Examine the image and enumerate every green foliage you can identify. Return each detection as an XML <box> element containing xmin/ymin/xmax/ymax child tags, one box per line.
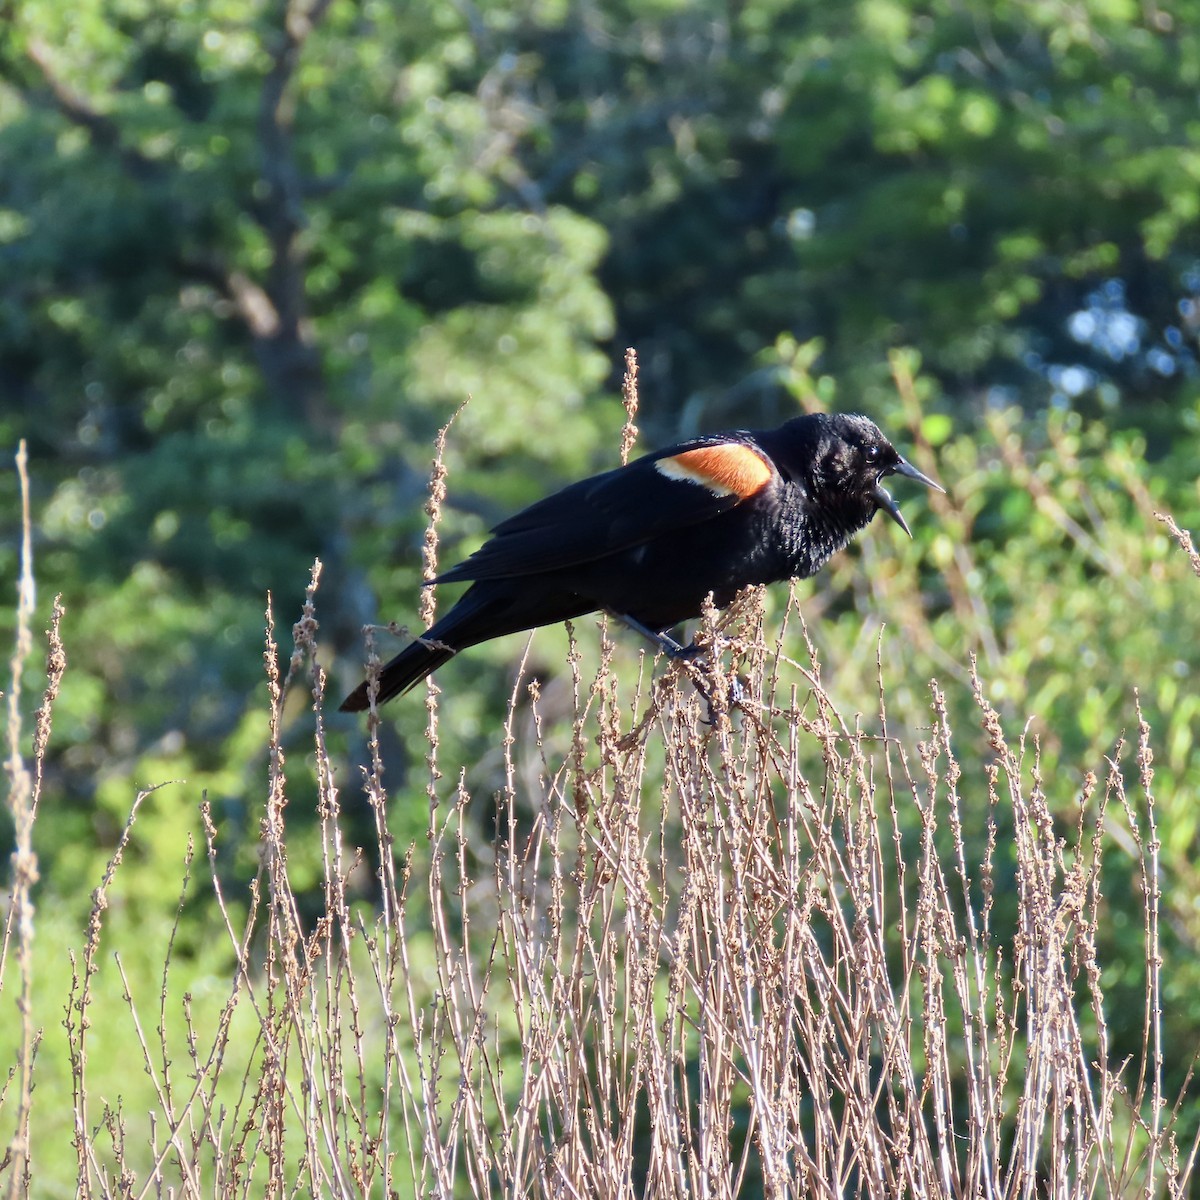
<box><xmin>2</xmin><ymin>0</ymin><xmax>1200</xmax><ymax>1147</ymax></box>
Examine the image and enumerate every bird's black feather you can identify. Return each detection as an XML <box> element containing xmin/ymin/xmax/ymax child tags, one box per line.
<box><xmin>340</xmin><ymin>412</ymin><xmax>941</xmax><ymax>711</ymax></box>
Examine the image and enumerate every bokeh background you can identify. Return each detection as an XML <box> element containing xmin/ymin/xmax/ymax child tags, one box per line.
<box><xmin>2</xmin><ymin>0</ymin><xmax>1200</xmax><ymax>1184</ymax></box>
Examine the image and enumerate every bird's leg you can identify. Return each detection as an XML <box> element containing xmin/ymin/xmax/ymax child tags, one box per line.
<box><xmin>607</xmin><ymin>611</ymin><xmax>739</xmax><ymax>722</ymax></box>
<box><xmin>606</xmin><ymin>612</ymin><xmax>702</xmax><ymax>660</ymax></box>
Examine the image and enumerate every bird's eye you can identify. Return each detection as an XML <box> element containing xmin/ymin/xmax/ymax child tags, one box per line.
<box><xmin>863</xmin><ymin>445</ymin><xmax>881</xmax><ymax>464</ymax></box>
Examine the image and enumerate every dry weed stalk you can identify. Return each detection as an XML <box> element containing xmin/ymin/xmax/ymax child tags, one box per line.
<box><xmin>2</xmin><ymin>441</ymin><xmax>58</xmax><ymax>1200</ymax></box>
<box><xmin>6</xmin><ymin>593</ymin><xmax>1198</xmax><ymax>1199</ymax></box>
<box><xmin>4</xmin><ymin>429</ymin><xmax>1198</xmax><ymax>1196</ymax></box>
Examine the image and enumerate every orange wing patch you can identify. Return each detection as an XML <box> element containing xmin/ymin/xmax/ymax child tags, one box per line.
<box><xmin>655</xmin><ymin>443</ymin><xmax>773</xmax><ymax>499</ymax></box>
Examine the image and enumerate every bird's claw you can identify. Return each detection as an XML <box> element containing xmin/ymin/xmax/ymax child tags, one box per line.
<box><xmin>693</xmin><ymin>670</ymin><xmax>746</xmax><ymax>725</ymax></box>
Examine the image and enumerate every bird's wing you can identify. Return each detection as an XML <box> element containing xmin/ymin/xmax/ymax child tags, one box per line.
<box><xmin>435</xmin><ymin>437</ymin><xmax>776</xmax><ymax>583</ymax></box>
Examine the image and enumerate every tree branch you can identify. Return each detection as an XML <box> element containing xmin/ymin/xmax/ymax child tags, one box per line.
<box><xmin>24</xmin><ymin>38</ymin><xmax>162</xmax><ymax>182</ymax></box>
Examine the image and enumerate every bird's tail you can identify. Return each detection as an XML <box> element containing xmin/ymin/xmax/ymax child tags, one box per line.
<box><xmin>338</xmin><ymin>576</ymin><xmax>595</xmax><ymax>705</ymax></box>
<box><xmin>338</xmin><ymin>583</ymin><xmax>520</xmax><ymax>705</ymax></box>
<box><xmin>339</xmin><ymin>631</ymin><xmax>458</xmax><ymax>711</ymax></box>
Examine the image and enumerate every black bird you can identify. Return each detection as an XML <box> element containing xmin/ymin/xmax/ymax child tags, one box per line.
<box><xmin>340</xmin><ymin>412</ymin><xmax>942</xmax><ymax>711</ymax></box>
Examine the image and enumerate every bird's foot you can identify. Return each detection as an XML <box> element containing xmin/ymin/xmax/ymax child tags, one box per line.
<box><xmin>608</xmin><ymin>610</ymin><xmax>751</xmax><ymax>723</ymax></box>
<box><xmin>696</xmin><ymin>673</ymin><xmax>747</xmax><ymax>725</ymax></box>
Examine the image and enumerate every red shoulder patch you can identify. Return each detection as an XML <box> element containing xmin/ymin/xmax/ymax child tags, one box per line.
<box><xmin>654</xmin><ymin>443</ymin><xmax>773</xmax><ymax>499</ymax></box>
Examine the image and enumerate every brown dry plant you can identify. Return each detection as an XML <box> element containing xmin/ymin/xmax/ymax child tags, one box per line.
<box><xmin>3</xmin><ymin>441</ymin><xmax>1199</xmax><ymax>1199</ymax></box>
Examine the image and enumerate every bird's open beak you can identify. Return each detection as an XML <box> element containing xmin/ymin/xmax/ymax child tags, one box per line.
<box><xmin>873</xmin><ymin>458</ymin><xmax>945</xmax><ymax>538</ymax></box>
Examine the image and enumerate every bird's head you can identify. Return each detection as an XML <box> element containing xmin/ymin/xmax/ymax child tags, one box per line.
<box><xmin>798</xmin><ymin>413</ymin><xmax>944</xmax><ymax>537</ymax></box>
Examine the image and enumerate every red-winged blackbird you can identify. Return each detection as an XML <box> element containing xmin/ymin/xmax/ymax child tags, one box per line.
<box><xmin>340</xmin><ymin>412</ymin><xmax>942</xmax><ymax>711</ymax></box>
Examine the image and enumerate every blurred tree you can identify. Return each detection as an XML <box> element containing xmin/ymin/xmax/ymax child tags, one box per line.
<box><xmin>2</xmin><ymin>0</ymin><xmax>1200</xmax><ymax>1161</ymax></box>
<box><xmin>0</xmin><ymin>0</ymin><xmax>616</xmax><ymax>875</ymax></box>
<box><xmin>479</xmin><ymin>0</ymin><xmax>1200</xmax><ymax>437</ymax></box>
<box><xmin>1</xmin><ymin>0</ymin><xmax>1199</xmax><ymax>1063</ymax></box>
